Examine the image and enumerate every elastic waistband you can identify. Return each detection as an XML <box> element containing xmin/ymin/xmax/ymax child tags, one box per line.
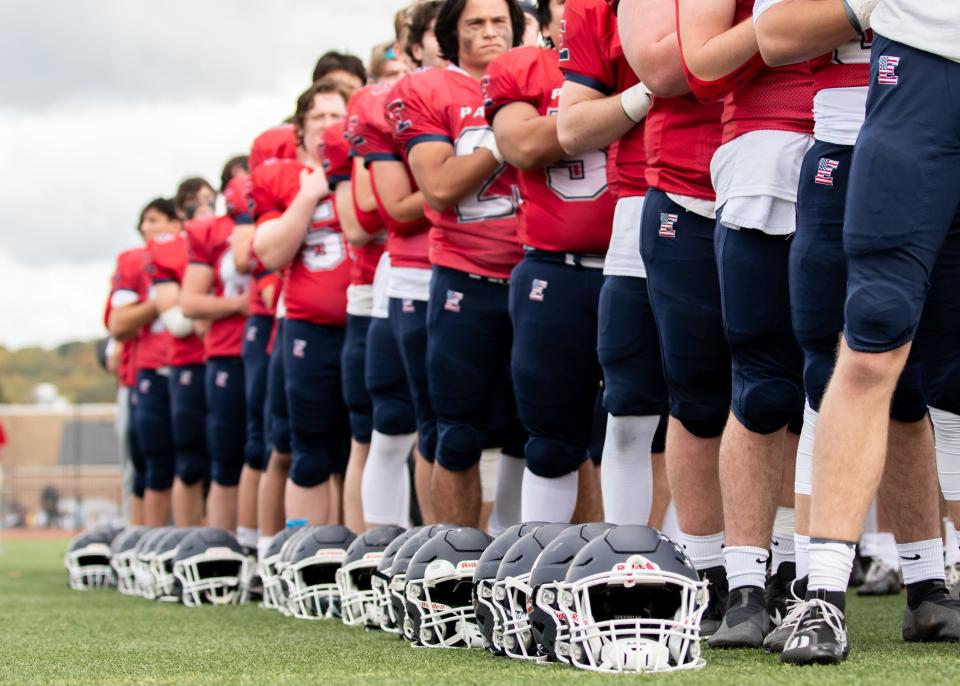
<box><xmin>524</xmin><ymin>247</ymin><xmax>606</xmax><ymax>270</ymax></box>
<box><xmin>465</xmin><ymin>272</ymin><xmax>510</xmax><ymax>286</ymax></box>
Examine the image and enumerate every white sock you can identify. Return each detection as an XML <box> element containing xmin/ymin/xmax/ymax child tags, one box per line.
<box><xmin>897</xmin><ymin>539</ymin><xmax>946</xmax><ymax>586</ymax></box>
<box><xmin>488</xmin><ymin>453</ymin><xmax>524</xmax><ymax>536</ymax></box>
<box><xmin>808</xmin><ymin>539</ymin><xmax>855</xmax><ymax>594</ymax></box>
<box><xmin>257</xmin><ymin>535</ymin><xmax>274</xmax><ymax>564</ymax></box>
<box><xmin>875</xmin><ymin>532</ymin><xmax>901</xmax><ymax>570</ymax></box>
<box><xmin>361</xmin><ymin>430</ymin><xmax>416</xmax><ymax>525</ymax></box>
<box><xmin>661</xmin><ymin>501</ymin><xmax>681</xmax><ymax>542</ymax></box>
<box><xmin>600</xmin><ymin>414</ymin><xmax>658</xmax><ymax>524</ymax></box>
<box><xmin>725</xmin><ymin>545</ymin><xmax>769</xmax><ymax>591</ymax></box>
<box><xmin>237</xmin><ymin>526</ymin><xmax>258</xmax><ymax>550</ymax></box>
<box><xmin>400</xmin><ymin>462</ymin><xmax>412</xmax><ymax>528</ymax></box>
<box><xmin>794</xmin><ymin>402</ymin><xmax>816</xmax><ymax>497</ymax></box>
<box><xmin>952</xmin><ymin>522</ymin><xmax>960</xmax><ymax>567</ymax></box>
<box><xmin>521</xmin><ymin>468</ymin><xmax>578</xmax><ymax>523</ymax></box>
<box><xmin>772</xmin><ymin>533</ymin><xmax>796</xmax><ymax>574</ymax></box>
<box><xmin>931</xmin><ymin>408</ymin><xmax>960</xmax><ymax>500</ymax></box>
<box><xmin>795</xmin><ymin>534</ymin><xmax>811</xmax><ymax>579</ymax></box>
<box><xmin>679</xmin><ymin>531</ymin><xmax>725</xmax><ymax>571</ymax></box>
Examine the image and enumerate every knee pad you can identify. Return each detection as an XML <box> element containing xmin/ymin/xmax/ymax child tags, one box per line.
<box><xmin>145</xmin><ymin>455</ymin><xmax>175</xmax><ymax>491</ymax></box>
<box><xmin>435</xmin><ymin>422</ymin><xmax>485</xmax><ymax>472</ymax></box>
<box><xmin>270</xmin><ymin>415</ymin><xmax>291</xmax><ymax>455</ymax></box>
<box><xmin>676</xmin><ymin>409</ymin><xmax>727</xmax><ymax>440</ymax></box>
<box><xmin>372</xmin><ymin>397</ymin><xmax>416</xmax><ymax>437</ymax></box>
<box><xmin>787</xmin><ymin>405</ymin><xmax>804</xmax><ymax>435</ymax></box>
<box><xmin>652</xmin><ymin>414</ymin><xmax>668</xmax><ymax>454</ymax></box>
<box><xmin>801</xmin><ymin>347</ymin><xmax>836</xmax><ymax>412</ymax></box>
<box><xmin>244</xmin><ymin>436</ymin><xmax>266</xmax><ymax>471</ymax></box>
<box><xmin>289</xmin><ymin>451</ymin><xmax>332</xmax><ymax>488</ymax></box>
<box><xmin>416</xmin><ymin>420</ymin><xmax>438</xmax><ymax>464</ymax></box>
<box><xmin>175</xmin><ymin>452</ymin><xmax>207</xmax><ymax>486</ymax></box>
<box><xmin>211</xmin><ymin>454</ymin><xmax>243</xmax><ymax>487</ymax></box>
<box><xmin>844</xmin><ymin>282</ymin><xmax>916</xmax><ymax>352</ymax></box>
<box><xmin>132</xmin><ymin>472</ymin><xmax>146</xmax><ymax>499</ymax></box>
<box><xmin>349</xmin><ymin>410</ymin><xmax>374</xmax><ymax>444</ymax></box>
<box><xmin>524</xmin><ymin>436</ymin><xmax>584</xmax><ymax>479</ymax></box>
<box><xmin>732</xmin><ymin>376</ymin><xmax>804</xmax><ymax>435</ymax></box>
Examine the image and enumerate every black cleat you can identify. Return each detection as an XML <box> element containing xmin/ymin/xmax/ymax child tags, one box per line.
<box><xmin>766</xmin><ymin>562</ymin><xmax>796</xmax><ymax>626</ymax></box>
<box><xmin>763</xmin><ymin>577</ymin><xmax>806</xmax><ymax>653</ymax></box>
<box><xmin>708</xmin><ymin>586</ymin><xmax>771</xmax><ymax>649</ymax></box>
<box><xmin>699</xmin><ymin>566</ymin><xmax>729</xmax><ymax>637</ymax></box>
<box><xmin>780</xmin><ymin>598</ymin><xmax>848</xmax><ymax>665</ymax></box>
<box><xmin>902</xmin><ymin>594</ymin><xmax>960</xmax><ymax>642</ymax></box>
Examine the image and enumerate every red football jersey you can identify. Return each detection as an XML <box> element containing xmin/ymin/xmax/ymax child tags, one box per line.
<box><xmin>810</xmin><ymin>34</ymin><xmax>871</xmax><ymax>93</ymax></box>
<box><xmin>110</xmin><ymin>247</ymin><xmax>170</xmax><ymax>371</ymax></box>
<box><xmin>558</xmin><ymin>0</ymin><xmax>648</xmax><ymax>198</ymax></box>
<box><xmin>249</xmin><ymin>272</ymin><xmax>279</xmax><ymax>317</ymax></box>
<box><xmin>187</xmin><ymin>216</ymin><xmax>250</xmax><ymax>358</ymax></box>
<box><xmin>357</xmin><ymin>79</ymin><xmax>431</xmax><ymax>270</ymax></box>
<box><xmin>720</xmin><ymin>0</ymin><xmax>814</xmax><ymax>143</ymax></box>
<box><xmin>249</xmin><ymin>158</ymin><xmax>350</xmax><ymax>327</ymax></box>
<box><xmin>484</xmin><ymin>46</ymin><xmax>614</xmax><ymax>254</ymax></box>
<box><xmin>323</xmin><ymin>119</ymin><xmax>384</xmax><ymax>287</ymax></box>
<box><xmin>390</xmin><ymin>65</ymin><xmax>523</xmax><ymax>279</ymax></box>
<box><xmin>345</xmin><ymin>86</ymin><xmax>391</xmax><ymax>234</ymax></box>
<box><xmin>145</xmin><ymin>233</ymin><xmax>205</xmax><ymax>366</ymax></box>
<box><xmin>104</xmin><ymin>258</ymin><xmax>137</xmax><ymax>388</ymax></box>
<box><xmin>250</xmin><ymin>123</ymin><xmax>299</xmax><ymax>171</ymax></box>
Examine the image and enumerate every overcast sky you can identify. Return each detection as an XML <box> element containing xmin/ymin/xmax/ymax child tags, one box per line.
<box><xmin>0</xmin><ymin>0</ymin><xmax>402</xmax><ymax>349</ymax></box>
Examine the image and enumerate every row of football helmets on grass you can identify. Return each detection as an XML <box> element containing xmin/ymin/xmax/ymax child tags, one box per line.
<box><xmin>67</xmin><ymin>522</ymin><xmax>709</xmax><ymax>673</ymax></box>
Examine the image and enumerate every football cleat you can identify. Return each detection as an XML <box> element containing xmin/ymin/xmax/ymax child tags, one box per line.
<box><xmin>780</xmin><ymin>598</ymin><xmax>848</xmax><ymax>665</ymax></box>
<box><xmin>857</xmin><ymin>558</ymin><xmax>901</xmax><ymax>596</ymax></box>
<box><xmin>708</xmin><ymin>586</ymin><xmax>771</xmax><ymax>649</ymax></box>
<box><xmin>763</xmin><ymin>577</ymin><xmax>807</xmax><ymax>653</ymax></box>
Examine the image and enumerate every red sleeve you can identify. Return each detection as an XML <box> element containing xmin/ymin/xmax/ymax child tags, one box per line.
<box><xmin>558</xmin><ymin>0</ymin><xmax>617</xmax><ymax>95</ymax></box>
<box><xmin>185</xmin><ymin>217</ymin><xmax>217</xmax><ymax>266</ymax></box>
<box><xmin>249</xmin><ymin>124</ymin><xmax>298</xmax><ymax>171</ymax></box>
<box><xmin>250</xmin><ymin>161</ymin><xmax>293</xmax><ymax>225</ymax></box>
<box><xmin>110</xmin><ymin>250</ymin><xmax>141</xmax><ymax>296</ymax></box>
<box><xmin>389</xmin><ymin>69</ymin><xmax>452</xmax><ymax>155</ymax></box>
<box><xmin>483</xmin><ymin>48</ymin><xmax>539</xmax><ymax>124</ymax></box>
<box><xmin>322</xmin><ymin>121</ymin><xmax>352</xmax><ymax>189</ymax></box>
<box><xmin>145</xmin><ymin>234</ymin><xmax>185</xmax><ymax>284</ymax></box>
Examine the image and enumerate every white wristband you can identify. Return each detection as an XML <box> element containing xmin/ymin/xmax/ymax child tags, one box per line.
<box><xmin>480</xmin><ymin>136</ymin><xmax>503</xmax><ymax>164</ymax></box>
<box><xmin>620</xmin><ymin>82</ymin><xmax>653</xmax><ymax>124</ymax></box>
<box><xmin>159</xmin><ymin>305</ymin><xmax>195</xmax><ymax>338</ymax></box>
<box><xmin>841</xmin><ymin>0</ymin><xmax>879</xmax><ymax>35</ymax></box>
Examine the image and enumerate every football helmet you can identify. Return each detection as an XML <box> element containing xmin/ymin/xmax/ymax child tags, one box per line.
<box><xmin>405</xmin><ymin>527</ymin><xmax>493</xmax><ymax>648</ymax></box>
<box><xmin>372</xmin><ymin>527</ymin><xmax>423</xmax><ymax>633</ymax></box>
<box><xmin>173</xmin><ymin>527</ymin><xmax>251</xmax><ymax>607</ymax></box>
<box><xmin>151</xmin><ymin>528</ymin><xmax>194</xmax><ymax>602</ymax></box>
<box><xmin>472</xmin><ymin>522</ymin><xmax>545</xmax><ymax>654</ymax></box>
<box><xmin>64</xmin><ymin>524</ymin><xmax>121</xmax><ymax>590</ymax></box>
<box><xmin>260</xmin><ymin>526</ymin><xmax>307</xmax><ymax>611</ymax></box>
<box><xmin>554</xmin><ymin>525</ymin><xmax>707</xmax><ymax>673</ymax></box>
<box><xmin>530</xmin><ymin>522</ymin><xmax>613</xmax><ymax>662</ymax></box>
<box><xmin>337</xmin><ymin>525</ymin><xmax>406</xmax><ymax>627</ymax></box>
<box><xmin>284</xmin><ymin>525</ymin><xmax>357</xmax><ymax>619</ymax></box>
<box><xmin>494</xmin><ymin>523</ymin><xmax>570</xmax><ymax>659</ymax></box>
<box><xmin>390</xmin><ymin>524</ymin><xmax>454</xmax><ymax>642</ymax></box>
<box><xmin>110</xmin><ymin>527</ymin><xmax>148</xmax><ymax>595</ymax></box>
<box><xmin>134</xmin><ymin>527</ymin><xmax>172</xmax><ymax>598</ymax></box>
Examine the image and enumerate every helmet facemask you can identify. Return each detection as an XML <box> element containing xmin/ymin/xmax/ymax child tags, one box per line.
<box><xmin>64</xmin><ymin>544</ymin><xmax>114</xmax><ymax>591</ymax></box>
<box><xmin>406</xmin><ymin>560</ymin><xmax>484</xmax><ymax>649</ymax></box>
<box><xmin>286</xmin><ymin>550</ymin><xmax>344</xmax><ymax>619</ymax></box>
<box><xmin>111</xmin><ymin>549</ymin><xmax>140</xmax><ymax>595</ymax></box>
<box><xmin>533</xmin><ymin>582</ymin><xmax>573</xmax><ymax>663</ymax></box>
<box><xmin>473</xmin><ymin>578</ymin><xmax>504</xmax><ymax>653</ymax></box>
<box><xmin>173</xmin><ymin>548</ymin><xmax>249</xmax><ymax>607</ymax></box>
<box><xmin>152</xmin><ymin>547</ymin><xmax>183</xmax><ymax>602</ymax></box>
<box><xmin>336</xmin><ymin>556</ymin><xmax>382</xmax><ymax>627</ymax></box>
<box><xmin>497</xmin><ymin>574</ymin><xmax>541</xmax><ymax>660</ymax></box>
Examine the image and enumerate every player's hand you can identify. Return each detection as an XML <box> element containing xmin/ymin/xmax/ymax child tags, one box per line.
<box><xmin>299</xmin><ymin>166</ymin><xmax>330</xmax><ymax>202</ymax></box>
<box><xmin>230</xmin><ymin>294</ymin><xmax>250</xmax><ymax>317</ymax></box>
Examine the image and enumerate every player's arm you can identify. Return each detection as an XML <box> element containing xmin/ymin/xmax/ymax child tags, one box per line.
<box><xmin>618</xmin><ymin>0</ymin><xmax>691</xmax><ymax>97</ymax></box>
<box><xmin>152</xmin><ymin>281</ymin><xmax>196</xmax><ymax>338</ymax></box>
<box><xmin>335</xmin><ymin>180</ymin><xmax>372</xmax><ymax>247</ymax></box>
<box><xmin>755</xmin><ymin>0</ymin><xmax>856</xmax><ymax>66</ymax></box>
<box><xmin>408</xmin><ymin>142</ymin><xmax>501</xmax><ymax>212</ymax></box>
<box><xmin>557</xmin><ymin>81</ymin><xmax>635</xmax><ymax>156</ymax></box>
<box><xmin>180</xmin><ymin>264</ymin><xmax>248</xmax><ymax>321</ymax></box>
<box><xmin>231</xmin><ymin>223</ymin><xmax>255</xmax><ymax>274</ymax></box>
<box><xmin>677</xmin><ymin>0</ymin><xmax>758</xmax><ymax>81</ymax></box>
<box><xmin>253</xmin><ymin>167</ymin><xmax>331</xmax><ymax>270</ymax></box>
<box><xmin>369</xmin><ymin>161</ymin><xmax>427</xmax><ymax>228</ymax></box>
<box><xmin>491</xmin><ymin>102</ymin><xmax>565</xmax><ymax>171</ymax></box>
<box><xmin>108</xmin><ymin>300</ymin><xmax>156</xmax><ymax>341</ymax></box>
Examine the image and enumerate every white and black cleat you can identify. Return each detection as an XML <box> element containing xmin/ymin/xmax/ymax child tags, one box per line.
<box><xmin>780</xmin><ymin>598</ymin><xmax>848</xmax><ymax>665</ymax></box>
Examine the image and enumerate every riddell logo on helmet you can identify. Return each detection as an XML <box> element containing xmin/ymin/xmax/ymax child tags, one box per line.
<box><xmin>613</xmin><ymin>555</ymin><xmax>661</xmax><ymax>587</ymax></box>
<box><xmin>362</xmin><ymin>552</ymin><xmax>384</xmax><ymax>561</ymax></box>
<box><xmin>456</xmin><ymin>560</ymin><xmax>479</xmax><ymax>572</ymax></box>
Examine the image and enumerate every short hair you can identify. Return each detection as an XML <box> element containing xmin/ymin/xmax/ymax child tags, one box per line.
<box><xmin>138</xmin><ymin>197</ymin><xmax>178</xmax><ymax>232</ymax></box>
<box><xmin>219</xmin><ymin>155</ymin><xmax>249</xmax><ymax>192</ymax></box>
<box><xmin>293</xmin><ymin>79</ymin><xmax>351</xmax><ymax>143</ymax></box>
<box><xmin>405</xmin><ymin>0</ymin><xmax>443</xmax><ymax>64</ymax></box>
<box><xmin>311</xmin><ymin>50</ymin><xmax>367</xmax><ymax>85</ymax></box>
<box><xmin>535</xmin><ymin>0</ymin><xmax>551</xmax><ymax>28</ymax></box>
<box><xmin>174</xmin><ymin>177</ymin><xmax>214</xmax><ymax>215</ymax></box>
<box><xmin>435</xmin><ymin>0</ymin><xmax>525</xmax><ymax>65</ymax></box>
<box><xmin>369</xmin><ymin>41</ymin><xmax>399</xmax><ymax>81</ymax></box>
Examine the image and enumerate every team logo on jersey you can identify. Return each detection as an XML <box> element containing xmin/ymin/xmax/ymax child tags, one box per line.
<box><xmin>402</xmin><ymin>299</ymin><xmax>416</xmax><ymax>314</ymax></box>
<box><xmin>529</xmin><ymin>279</ymin><xmax>548</xmax><ymax>302</ymax></box>
<box><xmin>444</xmin><ymin>290</ymin><xmax>464</xmax><ymax>313</ymax></box>
<box><xmin>215</xmin><ymin>371</ymin><xmax>229</xmax><ymax>388</ymax></box>
<box><xmin>386</xmin><ymin>99</ymin><xmax>412</xmax><ymax>134</ymax></box>
<box><xmin>878</xmin><ymin>55</ymin><xmax>900</xmax><ymax>85</ymax></box>
<box><xmin>292</xmin><ymin>338</ymin><xmax>307</xmax><ymax>358</ymax></box>
<box><xmin>179</xmin><ymin>370</ymin><xmax>192</xmax><ymax>386</ymax></box>
<box><xmin>659</xmin><ymin>213</ymin><xmax>678</xmax><ymax>238</ymax></box>
<box><xmin>139</xmin><ymin>378</ymin><xmax>151</xmax><ymax>394</ymax></box>
<box><xmin>815</xmin><ymin>158</ymin><xmax>840</xmax><ymax>186</ymax></box>
<box><xmin>246</xmin><ymin>325</ymin><xmax>258</xmax><ymax>342</ymax></box>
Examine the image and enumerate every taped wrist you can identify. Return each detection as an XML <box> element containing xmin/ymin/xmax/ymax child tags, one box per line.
<box><xmin>619</xmin><ymin>82</ymin><xmax>653</xmax><ymax>123</ymax></box>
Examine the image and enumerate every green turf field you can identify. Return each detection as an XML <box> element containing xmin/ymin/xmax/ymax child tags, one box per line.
<box><xmin>2</xmin><ymin>538</ymin><xmax>959</xmax><ymax>685</ymax></box>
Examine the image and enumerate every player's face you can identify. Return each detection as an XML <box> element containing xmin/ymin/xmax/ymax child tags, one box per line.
<box><xmin>542</xmin><ymin>0</ymin><xmax>565</xmax><ymax>46</ymax></box>
<box><xmin>301</xmin><ymin>93</ymin><xmax>347</xmax><ymax>161</ymax></box>
<box><xmin>521</xmin><ymin>12</ymin><xmax>540</xmax><ymax>46</ymax></box>
<box><xmin>323</xmin><ymin>68</ymin><xmax>365</xmax><ymax>96</ymax></box>
<box><xmin>457</xmin><ymin>0</ymin><xmax>513</xmax><ymax>70</ymax></box>
<box><xmin>414</xmin><ymin>20</ymin><xmax>447</xmax><ymax>68</ymax></box>
<box><xmin>180</xmin><ymin>186</ymin><xmax>217</xmax><ymax>221</ymax></box>
<box><xmin>139</xmin><ymin>208</ymin><xmax>180</xmax><ymax>240</ymax></box>
<box><xmin>378</xmin><ymin>58</ymin><xmax>409</xmax><ymax>85</ymax></box>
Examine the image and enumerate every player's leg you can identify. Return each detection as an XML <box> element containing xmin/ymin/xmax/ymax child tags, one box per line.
<box><xmin>205</xmin><ymin>357</ymin><xmax>246</xmax><ymax>531</ymax></box>
<box><xmin>257</xmin><ymin>320</ymin><xmax>291</xmax><ymax>562</ymax></box>
<box><xmin>168</xmin><ymin>365</ymin><xmax>207</xmax><ymax>526</ymax></box>
<box><xmin>340</xmin><ymin>313</ymin><xmax>374</xmax><ymax>531</ymax></box>
<box><xmin>483</xmin><ymin>365</ymin><xmax>527</xmax><ymax>532</ymax></box>
<box><xmin>241</xmin><ymin>315</ymin><xmax>271</xmax><ymax>558</ymax></box>
<box><xmin>126</xmin><ymin>388</ymin><xmax>145</xmax><ymax>525</ymax></box>
<box><xmin>135</xmin><ymin>370</ymin><xmax>174</xmax><ymax>527</ymax></box>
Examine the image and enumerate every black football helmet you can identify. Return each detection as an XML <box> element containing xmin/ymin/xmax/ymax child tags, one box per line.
<box><xmin>529</xmin><ymin>522</ymin><xmax>614</xmax><ymax>662</ymax></box>
<box><xmin>151</xmin><ymin>528</ymin><xmax>194</xmax><ymax>602</ymax></box>
<box><xmin>64</xmin><ymin>524</ymin><xmax>121</xmax><ymax>590</ymax></box>
<box><xmin>472</xmin><ymin>522</ymin><xmax>546</xmax><ymax>654</ymax></box>
<box><xmin>555</xmin><ymin>525</ymin><xmax>708</xmax><ymax>673</ymax></box>
<box><xmin>134</xmin><ymin>527</ymin><xmax>172</xmax><ymax>598</ymax></box>
<box><xmin>110</xmin><ymin>527</ymin><xmax>148</xmax><ymax>595</ymax></box>
<box><xmin>493</xmin><ymin>523</ymin><xmax>570</xmax><ymax>659</ymax></box>
<box><xmin>405</xmin><ymin>527</ymin><xmax>494</xmax><ymax>648</ymax></box>
<box><xmin>337</xmin><ymin>525</ymin><xmax>406</xmax><ymax>627</ymax></box>
<box><xmin>260</xmin><ymin>526</ymin><xmax>306</xmax><ymax>611</ymax></box>
<box><xmin>173</xmin><ymin>527</ymin><xmax>250</xmax><ymax>607</ymax></box>
<box><xmin>284</xmin><ymin>525</ymin><xmax>357</xmax><ymax>619</ymax></box>
<box><xmin>389</xmin><ymin>524</ymin><xmax>454</xmax><ymax>642</ymax></box>
<box><xmin>372</xmin><ymin>526</ymin><xmax>423</xmax><ymax>633</ymax></box>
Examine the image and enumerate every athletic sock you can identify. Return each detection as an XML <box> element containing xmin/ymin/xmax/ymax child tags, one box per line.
<box><xmin>661</xmin><ymin>501</ymin><xmax>681</xmax><ymax>541</ymax></box>
<box><xmin>237</xmin><ymin>526</ymin><xmax>258</xmax><ymax>550</ymax></box>
<box><xmin>945</xmin><ymin>518</ymin><xmax>960</xmax><ymax>566</ymax></box>
<box><xmin>600</xmin><ymin>414</ymin><xmax>658</xmax><ymax>524</ymax></box>
<box><xmin>488</xmin><ymin>453</ymin><xmax>524</xmax><ymax>536</ymax></box>
<box><xmin>795</xmin><ymin>533</ymin><xmax>811</xmax><ymax>579</ymax></box>
<box><xmin>898</xmin><ymin>538</ymin><xmax>946</xmax><ymax>609</ymax></box>
<box><xmin>679</xmin><ymin>531</ymin><xmax>725</xmax><ymax>571</ymax></box>
<box><xmin>521</xmin><ymin>468</ymin><xmax>577</xmax><ymax>523</ymax></box>
<box><xmin>875</xmin><ymin>532</ymin><xmax>901</xmax><ymax>570</ymax></box>
<box><xmin>361</xmin><ymin>431</ymin><xmax>416</xmax><ymax>525</ymax></box>
<box><xmin>807</xmin><ymin>538</ymin><xmax>856</xmax><ymax>610</ymax></box>
<box><xmin>256</xmin><ymin>534</ymin><xmax>274</xmax><ymax>564</ymax></box>
<box><xmin>772</xmin><ymin>532</ymin><xmax>796</xmax><ymax>575</ymax></box>
<box><xmin>724</xmin><ymin>545</ymin><xmax>769</xmax><ymax>592</ymax></box>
